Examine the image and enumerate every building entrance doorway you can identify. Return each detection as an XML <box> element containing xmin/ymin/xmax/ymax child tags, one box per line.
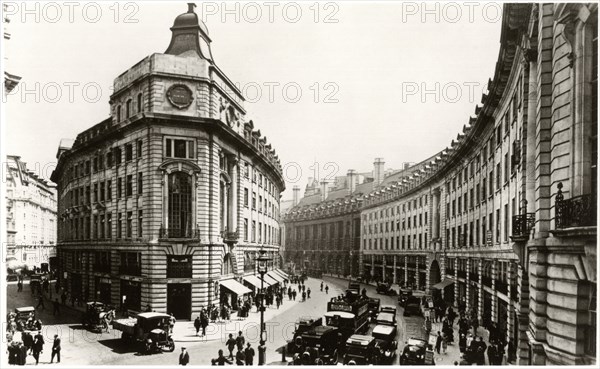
<box><xmin>167</xmin><ymin>283</ymin><xmax>191</xmax><ymax>320</ymax></box>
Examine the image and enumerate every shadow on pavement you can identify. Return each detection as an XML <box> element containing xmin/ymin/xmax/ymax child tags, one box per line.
<box><xmin>97</xmin><ymin>338</ymin><xmax>139</xmax><ymax>354</ymax></box>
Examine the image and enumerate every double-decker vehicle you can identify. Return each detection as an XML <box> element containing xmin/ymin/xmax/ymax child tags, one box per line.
<box><xmin>343</xmin><ymin>334</ymin><xmax>380</xmax><ymax>365</ymax></box>
<box><xmin>325</xmin><ymin>297</ymin><xmax>370</xmax><ymax>343</ymax></box>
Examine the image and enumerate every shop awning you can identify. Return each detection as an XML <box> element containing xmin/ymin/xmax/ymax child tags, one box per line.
<box><xmin>263</xmin><ymin>274</ymin><xmax>279</xmax><ymax>285</ymax></box>
<box><xmin>273</xmin><ymin>269</ymin><xmax>290</xmax><ymax>281</ymax></box>
<box><xmin>431</xmin><ymin>278</ymin><xmax>454</xmax><ymax>290</ymax></box>
<box><xmin>220</xmin><ymin>278</ymin><xmax>252</xmax><ymax>296</ymax></box>
<box><xmin>244</xmin><ymin>275</ymin><xmax>271</xmax><ymax>289</ymax></box>
<box><xmin>267</xmin><ymin>271</ymin><xmax>285</xmax><ymax>283</ymax></box>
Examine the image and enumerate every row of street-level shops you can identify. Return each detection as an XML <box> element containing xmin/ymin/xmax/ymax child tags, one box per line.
<box><xmin>285</xmin><ymin>250</ymin><xmax>360</xmax><ymax>279</ymax></box>
<box><xmin>360</xmin><ymin>252</ymin><xmax>520</xmax><ymax>348</ymax></box>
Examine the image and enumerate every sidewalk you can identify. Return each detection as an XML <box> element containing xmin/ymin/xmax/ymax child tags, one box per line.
<box><xmin>171</xmin><ymin>289</ymin><xmax>303</xmax><ymax>344</ymax></box>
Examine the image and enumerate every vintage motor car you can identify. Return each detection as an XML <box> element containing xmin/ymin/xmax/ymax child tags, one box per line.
<box><xmin>367</xmin><ymin>298</ymin><xmax>381</xmax><ymax>318</ymax></box>
<box><xmin>343</xmin><ymin>334</ymin><xmax>380</xmax><ymax>365</ymax></box>
<box><xmin>29</xmin><ymin>274</ymin><xmax>44</xmax><ymax>293</ymax></box>
<box><xmin>372</xmin><ymin>324</ymin><xmax>398</xmax><ymax>364</ymax></box>
<box><xmin>112</xmin><ymin>312</ymin><xmax>175</xmax><ymax>354</ymax></box>
<box><xmin>400</xmin><ymin>337</ymin><xmax>427</xmax><ymax>365</ymax></box>
<box><xmin>296</xmin><ymin>326</ymin><xmax>341</xmax><ymax>364</ymax></box>
<box><xmin>398</xmin><ymin>288</ymin><xmax>412</xmax><ymax>305</ymax></box>
<box><xmin>376</xmin><ymin>282</ymin><xmax>397</xmax><ymax>296</ymax></box>
<box><xmin>375</xmin><ymin>312</ymin><xmax>397</xmax><ymax>331</ymax></box>
<box><xmin>14</xmin><ymin>307</ymin><xmax>37</xmax><ymax>331</ymax></box>
<box><xmin>380</xmin><ymin>305</ymin><xmax>397</xmax><ymax>316</ymax></box>
<box><xmin>82</xmin><ymin>302</ymin><xmax>116</xmax><ymax>332</ymax></box>
<box><xmin>286</xmin><ymin>317</ymin><xmax>323</xmax><ymax>353</ymax></box>
<box><xmin>403</xmin><ymin>296</ymin><xmax>421</xmax><ymax>316</ymax></box>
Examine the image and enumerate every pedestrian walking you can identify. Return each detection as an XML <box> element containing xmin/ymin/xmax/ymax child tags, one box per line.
<box><xmin>244</xmin><ymin>343</ymin><xmax>255</xmax><ymax>365</ymax></box>
<box><xmin>36</xmin><ymin>295</ymin><xmax>45</xmax><ymax>311</ymax></box>
<box><xmin>50</xmin><ymin>334</ymin><xmax>61</xmax><ymax>363</ymax></box>
<box><xmin>325</xmin><ymin>285</ymin><xmax>329</xmax><ymax>294</ymax></box>
<box><xmin>307</xmin><ymin>288</ymin><xmax>311</xmax><ymax>299</ymax></box>
<box><xmin>32</xmin><ymin>330</ymin><xmax>45</xmax><ymax>365</ymax></box>
<box><xmin>475</xmin><ymin>336</ymin><xmax>487</xmax><ymax>365</ymax></box>
<box><xmin>53</xmin><ymin>298</ymin><xmax>60</xmax><ymax>316</ymax></box>
<box><xmin>424</xmin><ymin>316</ymin><xmax>432</xmax><ymax>337</ymax></box>
<box><xmin>292</xmin><ymin>289</ymin><xmax>297</xmax><ymax>301</ymax></box>
<box><xmin>459</xmin><ymin>333</ymin><xmax>467</xmax><ymax>353</ymax></box>
<box><xmin>226</xmin><ymin>333</ymin><xmax>237</xmax><ymax>359</ymax></box>
<box><xmin>442</xmin><ymin>332</ymin><xmax>448</xmax><ymax>354</ymax></box>
<box><xmin>302</xmin><ymin>291</ymin><xmax>306</xmax><ymax>302</ymax></box>
<box><xmin>435</xmin><ymin>331</ymin><xmax>442</xmax><ymax>354</ymax></box>
<box><xmin>487</xmin><ymin>341</ymin><xmax>497</xmax><ymax>366</ymax></box>
<box><xmin>201</xmin><ymin>310</ymin><xmax>209</xmax><ymax>336</ymax></box>
<box><xmin>236</xmin><ymin>331</ymin><xmax>245</xmax><ymax>352</ymax></box>
<box><xmin>194</xmin><ymin>315</ymin><xmax>201</xmax><ymax>336</ymax></box>
<box><xmin>212</xmin><ymin>349</ymin><xmax>233</xmax><ymax>365</ymax></box>
<box><xmin>320</xmin><ymin>281</ymin><xmax>323</xmax><ymax>292</ymax></box>
<box><xmin>23</xmin><ymin>331</ymin><xmax>33</xmax><ymax>355</ymax></box>
<box><xmin>179</xmin><ymin>347</ymin><xmax>190</xmax><ymax>366</ymax></box>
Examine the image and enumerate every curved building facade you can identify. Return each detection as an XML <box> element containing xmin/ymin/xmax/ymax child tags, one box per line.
<box><xmin>285</xmin><ymin>3</ymin><xmax>597</xmax><ymax>365</ymax></box>
<box><xmin>51</xmin><ymin>5</ymin><xmax>285</xmax><ymax>319</ymax></box>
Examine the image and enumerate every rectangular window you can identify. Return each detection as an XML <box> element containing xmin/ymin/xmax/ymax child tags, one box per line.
<box><xmin>86</xmin><ymin>186</ymin><xmax>91</xmax><ymax>204</ymax></box>
<box><xmin>495</xmin><ymin>209</ymin><xmax>500</xmax><ymax>243</ymax></box>
<box><xmin>127</xmin><ymin>211</ymin><xmax>133</xmax><ymax>238</ymax></box>
<box><xmin>93</xmin><ymin>183</ymin><xmax>98</xmax><ymax>202</ymax></box>
<box><xmin>259</xmin><ymin>195</ymin><xmax>263</xmax><ymax>212</ymax></box>
<box><xmin>504</xmin><ymin>153</ymin><xmax>509</xmax><ymax>182</ymax></box>
<box><xmin>137</xmin><ymin>172</ymin><xmax>143</xmax><ymax>194</ymax></box>
<box><xmin>243</xmin><ymin>219</ymin><xmax>248</xmax><ymax>241</ymax></box>
<box><xmin>93</xmin><ymin>157</ymin><xmax>98</xmax><ymax>173</ymax></box>
<box><xmin>496</xmin><ymin>163</ymin><xmax>501</xmax><ymax>190</ymax></box>
<box><xmin>85</xmin><ymin>160</ymin><xmax>91</xmax><ymax>175</ymax></box>
<box><xmin>107</xmin><ymin>213</ymin><xmax>112</xmax><ymax>239</ymax></box>
<box><xmin>136</xmin><ymin>139</ymin><xmax>142</xmax><ymax>158</ymax></box>
<box><xmin>504</xmin><ymin>204</ymin><xmax>509</xmax><ymax>242</ymax></box>
<box><xmin>252</xmin><ymin>192</ymin><xmax>256</xmax><ymax>210</ymax></box>
<box><xmin>244</xmin><ymin>188</ymin><xmax>249</xmax><ymax>207</ymax></box>
<box><xmin>100</xmin><ymin>182</ymin><xmax>105</xmax><ymax>202</ymax></box>
<box><xmin>93</xmin><ymin>215</ymin><xmax>98</xmax><ymax>239</ymax></box>
<box><xmin>125</xmin><ymin>143</ymin><xmax>133</xmax><ymax>161</ymax></box>
<box><xmin>165</xmin><ymin>138</ymin><xmax>195</xmax><ymax>159</ymax></box>
<box><xmin>100</xmin><ymin>214</ymin><xmax>105</xmax><ymax>239</ymax></box>
<box><xmin>252</xmin><ymin>221</ymin><xmax>256</xmax><ymax>242</ymax></box>
<box><xmin>126</xmin><ymin>175</ymin><xmax>133</xmax><ymax>197</ymax></box>
<box><xmin>107</xmin><ymin>151</ymin><xmax>113</xmax><ymax>167</ymax></box>
<box><xmin>138</xmin><ymin>210</ymin><xmax>143</xmax><ymax>237</ymax></box>
<box><xmin>114</xmin><ymin>147</ymin><xmax>122</xmax><ymax>165</ymax></box>
<box><xmin>117</xmin><ymin>213</ymin><xmax>123</xmax><ymax>238</ymax></box>
<box><xmin>117</xmin><ymin>178</ymin><xmax>122</xmax><ymax>199</ymax></box>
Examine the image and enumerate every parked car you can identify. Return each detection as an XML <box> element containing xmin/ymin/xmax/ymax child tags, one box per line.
<box><xmin>400</xmin><ymin>337</ymin><xmax>427</xmax><ymax>365</ymax></box>
<box><xmin>372</xmin><ymin>324</ymin><xmax>398</xmax><ymax>364</ymax></box>
<box><xmin>343</xmin><ymin>334</ymin><xmax>380</xmax><ymax>365</ymax></box>
<box><xmin>14</xmin><ymin>306</ymin><xmax>37</xmax><ymax>331</ymax></box>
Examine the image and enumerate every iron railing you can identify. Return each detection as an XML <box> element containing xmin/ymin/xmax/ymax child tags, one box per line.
<box><xmin>512</xmin><ymin>213</ymin><xmax>535</xmax><ymax>238</ymax></box>
<box><xmin>159</xmin><ymin>227</ymin><xmax>200</xmax><ymax>239</ymax></box>
<box><xmin>555</xmin><ymin>183</ymin><xmax>597</xmax><ymax>229</ymax></box>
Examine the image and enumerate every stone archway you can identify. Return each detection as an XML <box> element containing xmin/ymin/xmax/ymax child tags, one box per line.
<box><xmin>429</xmin><ymin>259</ymin><xmax>441</xmax><ymax>288</ymax></box>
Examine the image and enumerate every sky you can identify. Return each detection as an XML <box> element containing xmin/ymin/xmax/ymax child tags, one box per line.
<box><xmin>2</xmin><ymin>1</ymin><xmax>502</xmax><ymax>200</ymax></box>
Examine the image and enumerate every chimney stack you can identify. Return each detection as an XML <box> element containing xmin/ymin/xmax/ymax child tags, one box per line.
<box><xmin>347</xmin><ymin>169</ymin><xmax>357</xmax><ymax>194</ymax></box>
<box><xmin>403</xmin><ymin>162</ymin><xmax>411</xmax><ymax>170</ymax></box>
<box><xmin>292</xmin><ymin>186</ymin><xmax>300</xmax><ymax>206</ymax></box>
<box><xmin>373</xmin><ymin>158</ymin><xmax>385</xmax><ymax>186</ymax></box>
<box><xmin>320</xmin><ymin>181</ymin><xmax>329</xmax><ymax>201</ymax></box>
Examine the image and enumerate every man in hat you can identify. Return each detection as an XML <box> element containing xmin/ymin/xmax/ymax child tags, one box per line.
<box><xmin>179</xmin><ymin>347</ymin><xmax>189</xmax><ymax>366</ymax></box>
<box><xmin>50</xmin><ymin>334</ymin><xmax>61</xmax><ymax>363</ymax></box>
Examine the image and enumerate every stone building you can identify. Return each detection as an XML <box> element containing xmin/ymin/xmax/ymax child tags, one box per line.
<box><xmin>284</xmin><ymin>3</ymin><xmax>597</xmax><ymax>365</ymax></box>
<box><xmin>5</xmin><ymin>155</ymin><xmax>57</xmax><ymax>271</ymax></box>
<box><xmin>50</xmin><ymin>4</ymin><xmax>285</xmax><ymax>319</ymax></box>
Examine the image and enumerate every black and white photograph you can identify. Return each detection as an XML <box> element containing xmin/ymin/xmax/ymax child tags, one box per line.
<box><xmin>1</xmin><ymin>1</ymin><xmax>598</xmax><ymax>367</ymax></box>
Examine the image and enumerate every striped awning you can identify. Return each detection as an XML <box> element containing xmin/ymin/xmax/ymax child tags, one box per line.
<box><xmin>263</xmin><ymin>274</ymin><xmax>279</xmax><ymax>286</ymax></box>
<box><xmin>274</xmin><ymin>269</ymin><xmax>290</xmax><ymax>280</ymax></box>
<box><xmin>244</xmin><ymin>275</ymin><xmax>271</xmax><ymax>289</ymax></box>
<box><xmin>267</xmin><ymin>271</ymin><xmax>285</xmax><ymax>283</ymax></box>
<box><xmin>220</xmin><ymin>278</ymin><xmax>252</xmax><ymax>296</ymax></box>
<box><xmin>431</xmin><ymin>278</ymin><xmax>454</xmax><ymax>290</ymax></box>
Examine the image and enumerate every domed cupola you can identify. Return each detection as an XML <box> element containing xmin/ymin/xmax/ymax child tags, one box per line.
<box><xmin>165</xmin><ymin>3</ymin><xmax>213</xmax><ymax>62</ymax></box>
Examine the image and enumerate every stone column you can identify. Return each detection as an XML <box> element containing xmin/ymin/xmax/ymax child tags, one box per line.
<box><xmin>404</xmin><ymin>256</ymin><xmax>408</xmax><ymax>286</ymax></box>
<box><xmin>465</xmin><ymin>258</ymin><xmax>471</xmax><ymax>312</ymax></box>
<box><xmin>491</xmin><ymin>261</ymin><xmax>497</xmax><ymax>323</ymax></box>
<box><xmin>477</xmin><ymin>259</ymin><xmax>483</xmax><ymax>326</ymax></box>
<box><xmin>393</xmin><ymin>255</ymin><xmax>397</xmax><ymax>284</ymax></box>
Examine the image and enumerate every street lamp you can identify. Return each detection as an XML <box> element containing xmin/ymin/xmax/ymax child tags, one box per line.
<box><xmin>256</xmin><ymin>249</ymin><xmax>272</xmax><ymax>365</ymax></box>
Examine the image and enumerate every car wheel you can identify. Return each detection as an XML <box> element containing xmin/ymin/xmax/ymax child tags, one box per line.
<box><xmin>167</xmin><ymin>338</ymin><xmax>175</xmax><ymax>352</ymax></box>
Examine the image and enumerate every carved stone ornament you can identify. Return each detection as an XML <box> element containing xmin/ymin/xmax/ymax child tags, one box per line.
<box><xmin>166</xmin><ymin>84</ymin><xmax>194</xmax><ymax>109</ymax></box>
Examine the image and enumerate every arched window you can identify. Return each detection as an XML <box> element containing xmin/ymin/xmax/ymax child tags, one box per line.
<box><xmin>168</xmin><ymin>172</ymin><xmax>192</xmax><ymax>238</ymax></box>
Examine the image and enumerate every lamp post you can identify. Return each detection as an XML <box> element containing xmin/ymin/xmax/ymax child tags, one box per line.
<box><xmin>256</xmin><ymin>249</ymin><xmax>272</xmax><ymax>365</ymax></box>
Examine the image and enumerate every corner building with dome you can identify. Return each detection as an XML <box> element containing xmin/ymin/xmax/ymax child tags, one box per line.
<box><xmin>51</xmin><ymin>4</ymin><xmax>285</xmax><ymax>320</ymax></box>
